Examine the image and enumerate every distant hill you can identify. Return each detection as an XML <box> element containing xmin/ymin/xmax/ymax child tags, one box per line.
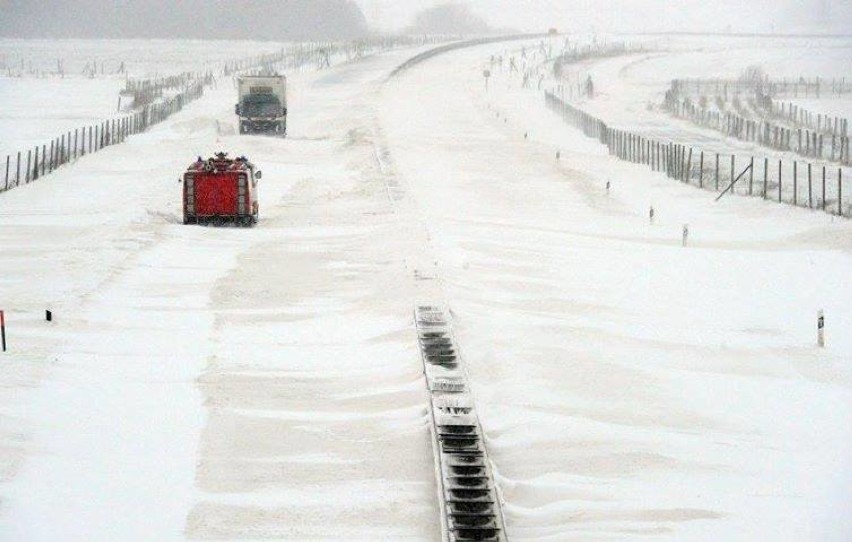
<box><xmin>0</xmin><ymin>0</ymin><xmax>368</xmax><ymax>41</ymax></box>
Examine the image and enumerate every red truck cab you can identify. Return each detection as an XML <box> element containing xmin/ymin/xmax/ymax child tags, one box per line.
<box><xmin>183</xmin><ymin>152</ymin><xmax>260</xmax><ymax>226</ymax></box>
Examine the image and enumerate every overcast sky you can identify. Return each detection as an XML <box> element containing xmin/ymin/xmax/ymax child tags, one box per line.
<box><xmin>1</xmin><ymin>0</ymin><xmax>849</xmax><ymax>40</ymax></box>
<box><xmin>355</xmin><ymin>0</ymin><xmax>851</xmax><ymax>34</ymax></box>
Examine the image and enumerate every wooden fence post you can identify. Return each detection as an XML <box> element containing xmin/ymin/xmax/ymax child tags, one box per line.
<box><xmin>822</xmin><ymin>166</ymin><xmax>827</xmax><ymax>210</ymax></box>
<box><xmin>699</xmin><ymin>151</ymin><xmax>704</xmax><ymax>188</ymax></box>
<box><xmin>25</xmin><ymin>149</ymin><xmax>31</xmax><ymax>183</ymax></box>
<box><xmin>715</xmin><ymin>153</ymin><xmax>720</xmax><ymax>190</ymax></box>
<box><xmin>808</xmin><ymin>163</ymin><xmax>813</xmax><ymax>208</ymax></box>
<box><xmin>730</xmin><ymin>155</ymin><xmax>735</xmax><ymax>194</ymax></box>
<box><xmin>778</xmin><ymin>160</ymin><xmax>783</xmax><ymax>202</ymax></box>
<box><xmin>840</xmin><ymin>169</ymin><xmax>844</xmax><ymax>216</ymax></box>
<box><xmin>793</xmin><ymin>161</ymin><xmax>798</xmax><ymax>206</ymax></box>
<box><xmin>673</xmin><ymin>144</ymin><xmax>679</xmax><ymax>178</ymax></box>
<box><xmin>748</xmin><ymin>157</ymin><xmax>754</xmax><ymax>195</ymax></box>
<box><xmin>671</xmin><ymin>144</ymin><xmax>676</xmax><ymax>178</ymax></box>
<box><xmin>763</xmin><ymin>158</ymin><xmax>769</xmax><ymax>199</ymax></box>
<box><xmin>685</xmin><ymin>148</ymin><xmax>693</xmax><ymax>183</ymax></box>
<box><xmin>657</xmin><ymin>141</ymin><xmax>661</xmax><ymax>171</ymax></box>
<box><xmin>15</xmin><ymin>152</ymin><xmax>20</xmax><ymax>186</ymax></box>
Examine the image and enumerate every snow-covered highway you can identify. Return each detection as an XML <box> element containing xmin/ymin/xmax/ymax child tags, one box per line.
<box><xmin>0</xmin><ymin>37</ymin><xmax>851</xmax><ymax>541</ymax></box>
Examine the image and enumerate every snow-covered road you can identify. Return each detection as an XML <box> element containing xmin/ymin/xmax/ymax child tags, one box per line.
<box><xmin>0</xmin><ymin>37</ymin><xmax>850</xmax><ymax>541</ymax></box>
<box><xmin>0</xmin><ymin>48</ymin><xmax>440</xmax><ymax>540</ymax></box>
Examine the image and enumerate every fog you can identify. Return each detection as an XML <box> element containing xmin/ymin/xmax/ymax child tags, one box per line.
<box><xmin>1</xmin><ymin>0</ymin><xmax>850</xmax><ymax>40</ymax></box>
<box><xmin>358</xmin><ymin>0</ymin><xmax>852</xmax><ymax>35</ymax></box>
<box><xmin>0</xmin><ymin>0</ymin><xmax>368</xmax><ymax>41</ymax></box>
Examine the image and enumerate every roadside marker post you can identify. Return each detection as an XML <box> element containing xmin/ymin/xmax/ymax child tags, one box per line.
<box><xmin>1</xmin><ymin>310</ymin><xmax>6</xmax><ymax>352</ymax></box>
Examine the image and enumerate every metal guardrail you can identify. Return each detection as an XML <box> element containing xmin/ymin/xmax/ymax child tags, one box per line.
<box><xmin>415</xmin><ymin>305</ymin><xmax>507</xmax><ymax>542</ymax></box>
<box><xmin>389</xmin><ymin>34</ymin><xmax>551</xmax><ymax>79</ymax></box>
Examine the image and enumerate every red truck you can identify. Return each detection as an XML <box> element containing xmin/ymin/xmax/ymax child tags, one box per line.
<box><xmin>183</xmin><ymin>152</ymin><xmax>261</xmax><ymax>226</ymax></box>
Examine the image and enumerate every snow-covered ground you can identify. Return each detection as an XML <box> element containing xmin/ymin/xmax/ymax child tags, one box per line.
<box><xmin>0</xmin><ymin>39</ymin><xmax>287</xmax><ymax>79</ymax></box>
<box><xmin>0</xmin><ymin>39</ymin><xmax>292</xmax><ymax>165</ymax></box>
<box><xmin>384</xmin><ymin>39</ymin><xmax>852</xmax><ymax>541</ymax></box>
<box><xmin>789</xmin><ymin>98</ymin><xmax>852</xmax><ymax>123</ymax></box>
<box><xmin>0</xmin><ymin>77</ymin><xmax>124</xmax><ymax>159</ymax></box>
<box><xmin>507</xmin><ymin>36</ymin><xmax>852</xmax><ymax>208</ymax></box>
<box><xmin>0</xmin><ymin>36</ymin><xmax>850</xmax><ymax>541</ymax></box>
<box><xmin>0</xmin><ymin>47</ymin><xmax>440</xmax><ymax>540</ymax></box>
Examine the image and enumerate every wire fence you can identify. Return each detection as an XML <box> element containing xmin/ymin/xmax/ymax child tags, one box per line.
<box><xmin>672</xmin><ymin>77</ymin><xmax>852</xmax><ymax>99</ymax></box>
<box><xmin>664</xmin><ymin>78</ymin><xmax>852</xmax><ymax>165</ymax></box>
<box><xmin>2</xmin><ymin>35</ymin><xmax>451</xmax><ymax>196</ymax></box>
<box><xmin>545</xmin><ymin>91</ymin><xmax>850</xmax><ymax>217</ymax></box>
<box><xmin>2</xmin><ymin>81</ymin><xmax>205</xmax><ymax>194</ymax></box>
<box><xmin>664</xmin><ymin>98</ymin><xmax>852</xmax><ymax>166</ymax></box>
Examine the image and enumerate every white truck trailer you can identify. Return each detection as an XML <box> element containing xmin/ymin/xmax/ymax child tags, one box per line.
<box><xmin>235</xmin><ymin>75</ymin><xmax>287</xmax><ymax>136</ymax></box>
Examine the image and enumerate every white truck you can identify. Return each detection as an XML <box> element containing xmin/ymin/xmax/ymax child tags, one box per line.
<box><xmin>235</xmin><ymin>75</ymin><xmax>287</xmax><ymax>136</ymax></box>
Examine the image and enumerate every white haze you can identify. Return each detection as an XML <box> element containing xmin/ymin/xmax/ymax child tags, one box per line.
<box><xmin>357</xmin><ymin>0</ymin><xmax>852</xmax><ymax>34</ymax></box>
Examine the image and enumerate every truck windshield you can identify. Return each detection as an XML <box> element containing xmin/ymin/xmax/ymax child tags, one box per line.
<box><xmin>241</xmin><ymin>94</ymin><xmax>281</xmax><ymax>117</ymax></box>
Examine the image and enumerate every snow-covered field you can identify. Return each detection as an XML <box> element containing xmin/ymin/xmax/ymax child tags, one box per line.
<box><xmin>0</xmin><ymin>39</ymin><xmax>287</xmax><ymax>78</ymax></box>
<box><xmin>0</xmin><ymin>35</ymin><xmax>850</xmax><ymax>541</ymax></box>
<box><xmin>790</xmin><ymin>98</ymin><xmax>852</xmax><ymax>122</ymax></box>
<box><xmin>0</xmin><ymin>39</ymin><xmax>291</xmax><ymax>164</ymax></box>
<box><xmin>545</xmin><ymin>37</ymin><xmax>852</xmax><ymax>134</ymax></box>
<box><xmin>0</xmin><ymin>77</ymin><xmax>124</xmax><ymax>159</ymax></box>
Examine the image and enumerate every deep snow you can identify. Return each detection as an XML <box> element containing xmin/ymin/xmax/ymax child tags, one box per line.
<box><xmin>0</xmin><ymin>35</ymin><xmax>850</xmax><ymax>541</ymax></box>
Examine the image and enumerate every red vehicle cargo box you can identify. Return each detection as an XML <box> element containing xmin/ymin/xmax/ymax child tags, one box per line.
<box><xmin>183</xmin><ymin>152</ymin><xmax>261</xmax><ymax>227</ymax></box>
